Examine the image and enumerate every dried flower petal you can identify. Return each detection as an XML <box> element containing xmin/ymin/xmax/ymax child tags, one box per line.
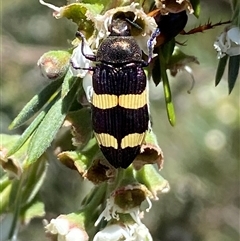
<box><xmin>95</xmin><ymin>183</ymin><xmax>152</xmax><ymax>226</ymax></box>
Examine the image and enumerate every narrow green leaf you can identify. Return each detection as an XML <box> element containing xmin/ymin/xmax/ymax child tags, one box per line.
<box><xmin>7</xmin><ymin>114</ymin><xmax>44</xmax><ymax>157</ymax></box>
<box><xmin>152</xmin><ymin>56</ymin><xmax>162</xmax><ymax>86</ymax></box>
<box><xmin>162</xmin><ymin>39</ymin><xmax>175</xmax><ymax>64</ymax></box>
<box><xmin>190</xmin><ymin>0</ymin><xmax>200</xmax><ymax>18</ymax></box>
<box><xmin>228</xmin><ymin>55</ymin><xmax>240</xmax><ymax>94</ymax></box>
<box><xmin>159</xmin><ymin>50</ymin><xmax>176</xmax><ymax>126</ymax></box>
<box><xmin>22</xmin><ymin>156</ymin><xmax>48</xmax><ymax>205</ymax></box>
<box><xmin>215</xmin><ymin>55</ymin><xmax>228</xmax><ymax>86</ymax></box>
<box><xmin>6</xmin><ymin>93</ymin><xmax>60</xmax><ymax>157</ymax></box>
<box><xmin>61</xmin><ymin>69</ymin><xmax>78</xmax><ymax>98</ymax></box>
<box><xmin>0</xmin><ymin>184</ymin><xmax>12</xmax><ymax>213</ymax></box>
<box><xmin>0</xmin><ymin>175</ymin><xmax>11</xmax><ymax>192</ymax></box>
<box><xmin>9</xmin><ymin>78</ymin><xmax>63</xmax><ymax>130</ymax></box>
<box><xmin>26</xmin><ymin>80</ymin><xmax>79</xmax><ymax>165</ymax></box>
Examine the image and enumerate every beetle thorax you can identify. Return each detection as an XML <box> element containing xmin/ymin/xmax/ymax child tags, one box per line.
<box><xmin>96</xmin><ymin>36</ymin><xmax>142</xmax><ymax>64</ymax></box>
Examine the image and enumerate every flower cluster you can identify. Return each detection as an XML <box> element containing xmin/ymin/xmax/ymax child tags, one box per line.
<box><xmin>44</xmin><ymin>216</ymin><xmax>89</xmax><ymax>241</ymax></box>
<box><xmin>214</xmin><ymin>26</ymin><xmax>240</xmax><ymax>58</ymax></box>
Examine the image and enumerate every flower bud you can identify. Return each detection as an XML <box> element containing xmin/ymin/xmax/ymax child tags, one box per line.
<box><xmin>38</xmin><ymin>50</ymin><xmax>71</xmax><ymax>80</ymax></box>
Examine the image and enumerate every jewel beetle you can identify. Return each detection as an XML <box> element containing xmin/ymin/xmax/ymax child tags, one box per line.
<box><xmin>72</xmin><ymin>18</ymin><xmax>158</xmax><ymax>168</ymax></box>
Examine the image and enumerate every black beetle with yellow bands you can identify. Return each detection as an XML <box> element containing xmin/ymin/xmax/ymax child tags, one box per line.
<box><xmin>72</xmin><ymin>18</ymin><xmax>157</xmax><ymax>168</ymax></box>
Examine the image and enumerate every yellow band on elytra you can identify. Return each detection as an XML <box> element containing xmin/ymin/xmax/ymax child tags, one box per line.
<box><xmin>94</xmin><ymin>133</ymin><xmax>118</xmax><ymax>149</ymax></box>
<box><xmin>92</xmin><ymin>90</ymin><xmax>146</xmax><ymax>109</ymax></box>
<box><xmin>121</xmin><ymin>132</ymin><xmax>146</xmax><ymax>149</ymax></box>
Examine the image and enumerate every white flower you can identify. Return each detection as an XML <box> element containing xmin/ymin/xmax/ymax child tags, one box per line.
<box><xmin>86</xmin><ymin>3</ymin><xmax>158</xmax><ymax>55</ymax></box>
<box><xmin>44</xmin><ymin>216</ymin><xmax>89</xmax><ymax>241</ymax></box>
<box><xmin>45</xmin><ymin>217</ymin><xmax>69</xmax><ymax>235</ymax></box>
<box><xmin>93</xmin><ymin>224</ymin><xmax>131</xmax><ymax>241</ymax></box>
<box><xmin>82</xmin><ymin>72</ymin><xmax>93</xmax><ymax>103</ymax></box>
<box><xmin>93</xmin><ymin>223</ymin><xmax>153</xmax><ymax>241</ymax></box>
<box><xmin>70</xmin><ymin>40</ymin><xmax>94</xmax><ymax>103</ymax></box>
<box><xmin>128</xmin><ymin>223</ymin><xmax>153</xmax><ymax>241</ymax></box>
<box><xmin>65</xmin><ymin>227</ymin><xmax>88</xmax><ymax>241</ymax></box>
<box><xmin>70</xmin><ymin>41</ymin><xmax>94</xmax><ymax>78</ymax></box>
<box><xmin>94</xmin><ymin>196</ymin><xmax>121</xmax><ymax>226</ymax></box>
<box><xmin>214</xmin><ymin>26</ymin><xmax>240</xmax><ymax>58</ymax></box>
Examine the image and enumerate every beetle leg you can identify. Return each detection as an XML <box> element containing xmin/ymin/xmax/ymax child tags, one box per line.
<box><xmin>75</xmin><ymin>31</ymin><xmax>97</xmax><ymax>61</ymax></box>
<box><xmin>70</xmin><ymin>59</ymin><xmax>95</xmax><ymax>71</ymax></box>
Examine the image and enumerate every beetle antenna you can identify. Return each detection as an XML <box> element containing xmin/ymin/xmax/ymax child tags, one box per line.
<box><xmin>75</xmin><ymin>31</ymin><xmax>96</xmax><ymax>61</ymax></box>
<box><xmin>125</xmin><ymin>18</ymin><xmax>142</xmax><ymax>30</ymax></box>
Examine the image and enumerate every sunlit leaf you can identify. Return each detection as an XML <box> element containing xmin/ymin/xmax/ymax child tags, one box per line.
<box><xmin>135</xmin><ymin>164</ymin><xmax>170</xmax><ymax>199</ymax></box>
<box><xmin>0</xmin><ymin>184</ymin><xmax>12</xmax><ymax>213</ymax></box>
<box><xmin>22</xmin><ymin>200</ymin><xmax>45</xmax><ymax>225</ymax></box>
<box><xmin>228</xmin><ymin>55</ymin><xmax>240</xmax><ymax>94</ymax></box>
<box><xmin>0</xmin><ymin>175</ymin><xmax>11</xmax><ymax>192</ymax></box>
<box><xmin>159</xmin><ymin>49</ymin><xmax>176</xmax><ymax>126</ymax></box>
<box><xmin>9</xmin><ymin>78</ymin><xmax>63</xmax><ymax>130</ymax></box>
<box><xmin>6</xmin><ymin>93</ymin><xmax>60</xmax><ymax>157</ymax></box>
<box><xmin>61</xmin><ymin>69</ymin><xmax>78</xmax><ymax>98</ymax></box>
<box><xmin>215</xmin><ymin>55</ymin><xmax>228</xmax><ymax>86</ymax></box>
<box><xmin>26</xmin><ymin>80</ymin><xmax>79</xmax><ymax>165</ymax></box>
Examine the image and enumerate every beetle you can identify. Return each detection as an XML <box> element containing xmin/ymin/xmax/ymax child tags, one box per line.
<box><xmin>72</xmin><ymin>18</ymin><xmax>158</xmax><ymax>168</ymax></box>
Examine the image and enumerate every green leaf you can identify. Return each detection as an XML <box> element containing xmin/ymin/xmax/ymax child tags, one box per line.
<box><xmin>6</xmin><ymin>93</ymin><xmax>60</xmax><ymax>157</ymax></box>
<box><xmin>9</xmin><ymin>78</ymin><xmax>63</xmax><ymax>130</ymax></box>
<box><xmin>135</xmin><ymin>164</ymin><xmax>169</xmax><ymax>197</ymax></box>
<box><xmin>22</xmin><ymin>200</ymin><xmax>45</xmax><ymax>225</ymax></box>
<box><xmin>0</xmin><ymin>183</ymin><xmax>12</xmax><ymax>213</ymax></box>
<box><xmin>228</xmin><ymin>55</ymin><xmax>240</xmax><ymax>94</ymax></box>
<box><xmin>151</xmin><ymin>56</ymin><xmax>162</xmax><ymax>86</ymax></box>
<box><xmin>159</xmin><ymin>49</ymin><xmax>176</xmax><ymax>126</ymax></box>
<box><xmin>21</xmin><ymin>156</ymin><xmax>48</xmax><ymax>205</ymax></box>
<box><xmin>26</xmin><ymin>79</ymin><xmax>79</xmax><ymax>165</ymax></box>
<box><xmin>0</xmin><ymin>175</ymin><xmax>11</xmax><ymax>192</ymax></box>
<box><xmin>215</xmin><ymin>55</ymin><xmax>228</xmax><ymax>86</ymax></box>
<box><xmin>61</xmin><ymin>69</ymin><xmax>78</xmax><ymax>98</ymax></box>
<box><xmin>190</xmin><ymin>0</ymin><xmax>200</xmax><ymax>18</ymax></box>
<box><xmin>161</xmin><ymin>39</ymin><xmax>175</xmax><ymax>64</ymax></box>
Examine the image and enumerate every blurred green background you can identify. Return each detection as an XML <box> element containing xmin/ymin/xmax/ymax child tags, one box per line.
<box><xmin>1</xmin><ymin>0</ymin><xmax>239</xmax><ymax>241</ymax></box>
